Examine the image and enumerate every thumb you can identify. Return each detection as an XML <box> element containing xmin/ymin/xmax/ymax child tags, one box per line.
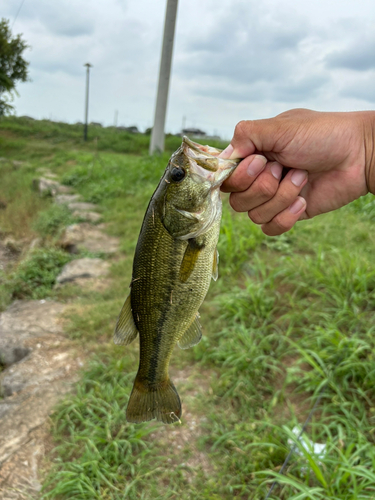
<box><xmin>219</xmin><ymin>118</ymin><xmax>280</xmax><ymax>160</ymax></box>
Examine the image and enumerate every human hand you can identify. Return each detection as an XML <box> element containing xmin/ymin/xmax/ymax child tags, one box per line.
<box><xmin>220</xmin><ymin>109</ymin><xmax>375</xmax><ymax>235</ymax></box>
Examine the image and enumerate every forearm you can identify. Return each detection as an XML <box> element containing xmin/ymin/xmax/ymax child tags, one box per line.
<box><xmin>362</xmin><ymin>111</ymin><xmax>375</xmax><ymax>195</ymax></box>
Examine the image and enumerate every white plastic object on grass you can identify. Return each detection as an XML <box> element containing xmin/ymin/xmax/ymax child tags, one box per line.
<box><xmin>288</xmin><ymin>426</ymin><xmax>327</xmax><ymax>459</ymax></box>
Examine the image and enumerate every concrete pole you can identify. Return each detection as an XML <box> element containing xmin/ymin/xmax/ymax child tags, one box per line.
<box><xmin>83</xmin><ymin>63</ymin><xmax>92</xmax><ymax>142</ymax></box>
<box><xmin>149</xmin><ymin>0</ymin><xmax>178</xmax><ymax>154</ymax></box>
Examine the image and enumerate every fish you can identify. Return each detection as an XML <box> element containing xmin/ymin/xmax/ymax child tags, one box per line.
<box><xmin>114</xmin><ymin>136</ymin><xmax>239</xmax><ymax>424</ymax></box>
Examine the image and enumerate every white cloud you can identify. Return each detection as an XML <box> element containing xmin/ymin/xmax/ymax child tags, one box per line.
<box><xmin>3</xmin><ymin>0</ymin><xmax>375</xmax><ymax>139</ymax></box>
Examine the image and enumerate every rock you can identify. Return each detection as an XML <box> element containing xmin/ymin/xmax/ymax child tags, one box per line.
<box><xmin>67</xmin><ymin>202</ymin><xmax>99</xmax><ymax>211</ymax></box>
<box><xmin>0</xmin><ymin>200</ymin><xmax>7</xmax><ymax>210</ymax></box>
<box><xmin>4</xmin><ymin>238</ymin><xmax>22</xmax><ymax>255</ymax></box>
<box><xmin>32</xmin><ymin>177</ymin><xmax>59</xmax><ymax>195</ymax></box>
<box><xmin>56</xmin><ymin>258</ymin><xmax>110</xmax><ymax>284</ymax></box>
<box><xmin>0</xmin><ymin>301</ymin><xmax>66</xmax><ymax>371</ymax></box>
<box><xmin>59</xmin><ymin>223</ymin><xmax>119</xmax><ymax>254</ymax></box>
<box><xmin>36</xmin><ymin>168</ymin><xmax>57</xmax><ymax>179</ymax></box>
<box><xmin>0</xmin><ymin>299</ymin><xmax>83</xmax><ymax>498</ymax></box>
<box><xmin>32</xmin><ymin>178</ymin><xmax>72</xmax><ymax>196</ymax></box>
<box><xmin>72</xmin><ymin>210</ymin><xmax>102</xmax><ymax>223</ymax></box>
<box><xmin>54</xmin><ymin>194</ymin><xmax>81</xmax><ymax>205</ymax></box>
<box><xmin>12</xmin><ymin>161</ymin><xmax>25</xmax><ymax>169</ymax></box>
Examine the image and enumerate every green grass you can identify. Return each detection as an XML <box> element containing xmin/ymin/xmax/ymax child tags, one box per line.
<box><xmin>1</xmin><ymin>117</ymin><xmax>375</xmax><ymax>499</ymax></box>
<box><xmin>0</xmin><ymin>115</ymin><xmax>227</xmax><ymax>156</ymax></box>
<box><xmin>32</xmin><ymin>204</ymin><xmax>77</xmax><ymax>238</ymax></box>
<box><xmin>6</xmin><ymin>247</ymin><xmax>72</xmax><ymax>300</ymax></box>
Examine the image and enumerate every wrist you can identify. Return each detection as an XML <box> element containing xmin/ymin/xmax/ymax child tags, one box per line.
<box><xmin>362</xmin><ymin>111</ymin><xmax>375</xmax><ymax>195</ymax></box>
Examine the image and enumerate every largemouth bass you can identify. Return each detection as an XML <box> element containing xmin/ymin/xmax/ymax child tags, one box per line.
<box><xmin>114</xmin><ymin>137</ymin><xmax>239</xmax><ymax>424</ymax></box>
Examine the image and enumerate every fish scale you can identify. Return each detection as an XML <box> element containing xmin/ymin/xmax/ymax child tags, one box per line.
<box><xmin>114</xmin><ymin>137</ymin><xmax>239</xmax><ymax>424</ymax></box>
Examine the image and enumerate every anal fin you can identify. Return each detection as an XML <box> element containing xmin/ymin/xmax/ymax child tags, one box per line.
<box><xmin>178</xmin><ymin>314</ymin><xmax>202</xmax><ymax>349</ymax></box>
<box><xmin>114</xmin><ymin>294</ymin><xmax>138</xmax><ymax>345</ymax></box>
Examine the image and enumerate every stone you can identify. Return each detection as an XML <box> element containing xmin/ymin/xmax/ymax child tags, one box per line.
<box><xmin>67</xmin><ymin>201</ymin><xmax>98</xmax><ymax>211</ymax></box>
<box><xmin>56</xmin><ymin>258</ymin><xmax>110</xmax><ymax>284</ymax></box>
<box><xmin>4</xmin><ymin>238</ymin><xmax>22</xmax><ymax>255</ymax></box>
<box><xmin>0</xmin><ymin>299</ymin><xmax>83</xmax><ymax>498</ymax></box>
<box><xmin>59</xmin><ymin>223</ymin><xmax>119</xmax><ymax>254</ymax></box>
<box><xmin>0</xmin><ymin>301</ymin><xmax>66</xmax><ymax>368</ymax></box>
<box><xmin>32</xmin><ymin>178</ymin><xmax>72</xmax><ymax>196</ymax></box>
<box><xmin>54</xmin><ymin>194</ymin><xmax>81</xmax><ymax>205</ymax></box>
<box><xmin>12</xmin><ymin>161</ymin><xmax>25</xmax><ymax>169</ymax></box>
<box><xmin>72</xmin><ymin>210</ymin><xmax>102</xmax><ymax>223</ymax></box>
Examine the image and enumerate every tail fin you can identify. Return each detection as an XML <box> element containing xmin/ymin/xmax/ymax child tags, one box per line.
<box><xmin>126</xmin><ymin>376</ymin><xmax>181</xmax><ymax>424</ymax></box>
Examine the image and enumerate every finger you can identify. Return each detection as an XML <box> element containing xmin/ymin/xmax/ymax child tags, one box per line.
<box><xmin>221</xmin><ymin>155</ymin><xmax>267</xmax><ymax>193</ymax></box>
<box><xmin>219</xmin><ymin>118</ymin><xmax>280</xmax><ymax>160</ymax></box>
<box><xmin>229</xmin><ymin>161</ymin><xmax>283</xmax><ymax>212</ymax></box>
<box><xmin>261</xmin><ymin>196</ymin><xmax>307</xmax><ymax>236</ymax></box>
<box><xmin>248</xmin><ymin>169</ymin><xmax>308</xmax><ymax>224</ymax></box>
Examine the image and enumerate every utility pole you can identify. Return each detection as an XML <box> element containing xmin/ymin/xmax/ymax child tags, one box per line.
<box><xmin>114</xmin><ymin>109</ymin><xmax>118</xmax><ymax>127</ymax></box>
<box><xmin>149</xmin><ymin>0</ymin><xmax>178</xmax><ymax>154</ymax></box>
<box><xmin>83</xmin><ymin>63</ymin><xmax>92</xmax><ymax>142</ymax></box>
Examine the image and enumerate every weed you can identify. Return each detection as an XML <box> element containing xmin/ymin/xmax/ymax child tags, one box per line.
<box><xmin>33</xmin><ymin>204</ymin><xmax>76</xmax><ymax>238</ymax></box>
<box><xmin>2</xmin><ymin>116</ymin><xmax>375</xmax><ymax>499</ymax></box>
<box><xmin>8</xmin><ymin>247</ymin><xmax>71</xmax><ymax>299</ymax></box>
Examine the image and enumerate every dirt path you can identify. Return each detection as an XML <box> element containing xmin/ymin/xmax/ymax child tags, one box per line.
<box><xmin>0</xmin><ymin>174</ymin><xmax>120</xmax><ymax>499</ymax></box>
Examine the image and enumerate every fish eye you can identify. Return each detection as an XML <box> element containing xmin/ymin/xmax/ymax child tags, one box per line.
<box><xmin>170</xmin><ymin>166</ymin><xmax>186</xmax><ymax>182</ymax></box>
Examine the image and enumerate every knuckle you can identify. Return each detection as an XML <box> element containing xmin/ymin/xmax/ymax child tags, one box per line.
<box><xmin>234</xmin><ymin>120</ymin><xmax>253</xmax><ymax>140</ymax></box>
<box><xmin>272</xmin><ymin>215</ymin><xmax>293</xmax><ymax>234</ymax></box>
<box><xmin>229</xmin><ymin>193</ymin><xmax>246</xmax><ymax>212</ymax></box>
<box><xmin>257</xmin><ymin>178</ymin><xmax>276</xmax><ymax>199</ymax></box>
<box><xmin>276</xmin><ymin>190</ymin><xmax>292</xmax><ymax>206</ymax></box>
<box><xmin>234</xmin><ymin>120</ymin><xmax>250</xmax><ymax>136</ymax></box>
<box><xmin>248</xmin><ymin>208</ymin><xmax>266</xmax><ymax>225</ymax></box>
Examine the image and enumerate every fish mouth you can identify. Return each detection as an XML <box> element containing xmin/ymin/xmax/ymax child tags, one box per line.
<box><xmin>182</xmin><ymin>136</ymin><xmax>240</xmax><ymax>187</ymax></box>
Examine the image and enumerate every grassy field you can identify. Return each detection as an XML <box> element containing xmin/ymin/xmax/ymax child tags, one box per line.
<box><xmin>1</xmin><ymin>117</ymin><xmax>375</xmax><ymax>499</ymax></box>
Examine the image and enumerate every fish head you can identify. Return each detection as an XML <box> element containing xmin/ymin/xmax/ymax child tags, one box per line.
<box><xmin>158</xmin><ymin>137</ymin><xmax>240</xmax><ymax>239</ymax></box>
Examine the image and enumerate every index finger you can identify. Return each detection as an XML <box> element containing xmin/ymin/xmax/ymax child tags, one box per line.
<box><xmin>219</xmin><ymin>118</ymin><xmax>280</xmax><ymax>160</ymax></box>
<box><xmin>221</xmin><ymin>154</ymin><xmax>267</xmax><ymax>193</ymax></box>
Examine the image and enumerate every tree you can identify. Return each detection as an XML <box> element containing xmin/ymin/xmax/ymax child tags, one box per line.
<box><xmin>0</xmin><ymin>18</ymin><xmax>29</xmax><ymax>115</ymax></box>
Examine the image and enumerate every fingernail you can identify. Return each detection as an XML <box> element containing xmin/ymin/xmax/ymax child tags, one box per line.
<box><xmin>219</xmin><ymin>144</ymin><xmax>234</xmax><ymax>159</ymax></box>
<box><xmin>289</xmin><ymin>197</ymin><xmax>306</xmax><ymax>214</ymax></box>
<box><xmin>270</xmin><ymin>163</ymin><xmax>282</xmax><ymax>180</ymax></box>
<box><xmin>247</xmin><ymin>155</ymin><xmax>267</xmax><ymax>176</ymax></box>
<box><xmin>291</xmin><ymin>170</ymin><xmax>308</xmax><ymax>186</ymax></box>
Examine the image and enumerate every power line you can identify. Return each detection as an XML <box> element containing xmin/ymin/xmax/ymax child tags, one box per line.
<box><xmin>11</xmin><ymin>0</ymin><xmax>26</xmax><ymax>29</ymax></box>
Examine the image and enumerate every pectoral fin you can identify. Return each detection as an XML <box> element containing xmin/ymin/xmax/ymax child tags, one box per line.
<box><xmin>175</xmin><ymin>208</ymin><xmax>200</xmax><ymax>222</ymax></box>
<box><xmin>178</xmin><ymin>314</ymin><xmax>202</xmax><ymax>349</ymax></box>
<box><xmin>212</xmin><ymin>248</ymin><xmax>219</xmax><ymax>281</ymax></box>
<box><xmin>179</xmin><ymin>239</ymin><xmax>204</xmax><ymax>282</ymax></box>
<box><xmin>114</xmin><ymin>294</ymin><xmax>138</xmax><ymax>345</ymax></box>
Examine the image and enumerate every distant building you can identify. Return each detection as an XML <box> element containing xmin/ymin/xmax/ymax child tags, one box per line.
<box><xmin>90</xmin><ymin>121</ymin><xmax>103</xmax><ymax>127</ymax></box>
<box><xmin>117</xmin><ymin>126</ymin><xmax>139</xmax><ymax>134</ymax></box>
<box><xmin>182</xmin><ymin>128</ymin><xmax>207</xmax><ymax>138</ymax></box>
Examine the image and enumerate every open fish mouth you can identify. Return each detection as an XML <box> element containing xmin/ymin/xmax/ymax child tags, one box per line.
<box><xmin>182</xmin><ymin>136</ymin><xmax>239</xmax><ymax>187</ymax></box>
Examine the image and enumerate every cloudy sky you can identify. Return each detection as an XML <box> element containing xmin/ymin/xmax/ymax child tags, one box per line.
<box><xmin>3</xmin><ymin>0</ymin><xmax>375</xmax><ymax>139</ymax></box>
